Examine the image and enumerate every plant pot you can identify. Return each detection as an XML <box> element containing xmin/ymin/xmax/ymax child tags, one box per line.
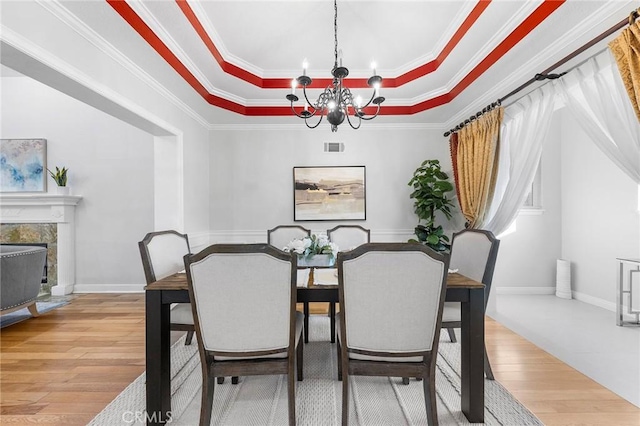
<box><xmin>297</xmin><ymin>254</ymin><xmax>334</xmax><ymax>268</ymax></box>
<box><xmin>56</xmin><ymin>186</ymin><xmax>70</xmax><ymax>195</ymax></box>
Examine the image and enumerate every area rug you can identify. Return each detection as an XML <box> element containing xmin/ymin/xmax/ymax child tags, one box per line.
<box><xmin>0</xmin><ymin>298</ymin><xmax>69</xmax><ymax>328</ymax></box>
<box><xmin>89</xmin><ymin>316</ymin><xmax>542</xmax><ymax>425</ymax></box>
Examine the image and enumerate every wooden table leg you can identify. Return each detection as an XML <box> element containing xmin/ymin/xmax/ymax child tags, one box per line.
<box><xmin>460</xmin><ymin>287</ymin><xmax>485</xmax><ymax>423</ymax></box>
<box><xmin>329</xmin><ymin>302</ymin><xmax>336</xmax><ymax>343</ymax></box>
<box><xmin>146</xmin><ymin>291</ymin><xmax>172</xmax><ymax>425</ymax></box>
<box><xmin>303</xmin><ymin>301</ymin><xmax>310</xmax><ymax>343</ymax></box>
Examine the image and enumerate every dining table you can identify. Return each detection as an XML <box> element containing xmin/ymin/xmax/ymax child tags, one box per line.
<box><xmin>144</xmin><ymin>269</ymin><xmax>485</xmax><ymax>425</ymax></box>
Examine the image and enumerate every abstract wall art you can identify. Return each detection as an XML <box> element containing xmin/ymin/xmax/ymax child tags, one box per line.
<box><xmin>293</xmin><ymin>166</ymin><xmax>366</xmax><ymax>221</ymax></box>
<box><xmin>0</xmin><ymin>139</ymin><xmax>47</xmax><ymax>192</ymax></box>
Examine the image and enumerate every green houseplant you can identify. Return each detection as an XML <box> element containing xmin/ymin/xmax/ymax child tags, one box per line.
<box><xmin>408</xmin><ymin>159</ymin><xmax>456</xmax><ymax>252</ymax></box>
<box><xmin>47</xmin><ymin>166</ymin><xmax>68</xmax><ymax>187</ymax></box>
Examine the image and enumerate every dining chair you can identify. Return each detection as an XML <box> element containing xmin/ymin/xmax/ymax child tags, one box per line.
<box><xmin>267</xmin><ymin>225</ymin><xmax>311</xmax><ymax>251</ymax></box>
<box><xmin>183</xmin><ymin>244</ymin><xmax>304</xmax><ymax>426</ymax></box>
<box><xmin>326</xmin><ymin>225</ymin><xmax>371</xmax><ymax>339</ymax></box>
<box><xmin>336</xmin><ymin>243</ymin><xmax>449</xmax><ymax>426</ymax></box>
<box><xmin>138</xmin><ymin>230</ymin><xmax>195</xmax><ymax>346</ymax></box>
<box><xmin>442</xmin><ymin>229</ymin><xmax>500</xmax><ymax>380</ymax></box>
<box><xmin>326</xmin><ymin>225</ymin><xmax>370</xmax><ymax>252</ymax></box>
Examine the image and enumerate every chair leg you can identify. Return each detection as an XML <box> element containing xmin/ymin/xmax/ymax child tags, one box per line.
<box><xmin>423</xmin><ymin>372</ymin><xmax>439</xmax><ymax>426</ymax></box>
<box><xmin>402</xmin><ymin>377</ymin><xmax>410</xmax><ymax>385</ymax></box>
<box><xmin>232</xmin><ymin>376</ymin><xmax>239</xmax><ymax>384</ymax></box>
<box><xmin>337</xmin><ymin>338</ymin><xmax>342</xmax><ymax>381</ymax></box>
<box><xmin>287</xmin><ymin>363</ymin><xmax>296</xmax><ymax>426</ymax></box>
<box><xmin>484</xmin><ymin>346</ymin><xmax>495</xmax><ymax>380</ymax></box>
<box><xmin>446</xmin><ymin>328</ymin><xmax>457</xmax><ymax>343</ymax></box>
<box><xmin>297</xmin><ymin>338</ymin><xmax>304</xmax><ymax>381</ymax></box>
<box><xmin>341</xmin><ymin>366</ymin><xmax>349</xmax><ymax>426</ymax></box>
<box><xmin>27</xmin><ymin>302</ymin><xmax>40</xmax><ymax>317</ymax></box>
<box><xmin>216</xmin><ymin>377</ymin><xmax>224</xmax><ymax>384</ymax></box>
<box><xmin>185</xmin><ymin>330</ymin><xmax>195</xmax><ymax>346</ymax></box>
<box><xmin>200</xmin><ymin>370</ymin><xmax>215</xmax><ymax>426</ymax></box>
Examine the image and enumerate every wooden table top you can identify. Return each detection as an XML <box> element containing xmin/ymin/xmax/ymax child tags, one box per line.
<box><xmin>146</xmin><ymin>271</ymin><xmax>484</xmax><ymax>291</ymax></box>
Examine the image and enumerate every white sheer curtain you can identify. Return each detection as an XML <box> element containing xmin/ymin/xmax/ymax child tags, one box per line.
<box><xmin>484</xmin><ymin>84</ymin><xmax>557</xmax><ymax>236</ymax></box>
<box><xmin>558</xmin><ymin>50</ymin><xmax>640</xmax><ymax>184</ymax></box>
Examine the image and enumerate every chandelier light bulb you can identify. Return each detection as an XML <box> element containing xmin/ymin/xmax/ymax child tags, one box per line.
<box><xmin>328</xmin><ymin>100</ymin><xmax>336</xmax><ymax>110</ymax></box>
<box><xmin>371</xmin><ymin>61</ymin><xmax>377</xmax><ymax>75</ymax></box>
<box><xmin>356</xmin><ymin>96</ymin><xmax>363</xmax><ymax>108</ymax></box>
<box><xmin>291</xmin><ymin>79</ymin><xmax>297</xmax><ymax>95</ymax></box>
<box><xmin>302</xmin><ymin>60</ymin><xmax>308</xmax><ymax>76</ymax></box>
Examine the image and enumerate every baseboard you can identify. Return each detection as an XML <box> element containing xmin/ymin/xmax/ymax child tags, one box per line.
<box><xmin>572</xmin><ymin>290</ymin><xmax>617</xmax><ymax>313</ymax></box>
<box><xmin>73</xmin><ymin>284</ymin><xmax>144</xmax><ymax>293</ymax></box>
<box><xmin>494</xmin><ymin>286</ymin><xmax>555</xmax><ymax>295</ymax></box>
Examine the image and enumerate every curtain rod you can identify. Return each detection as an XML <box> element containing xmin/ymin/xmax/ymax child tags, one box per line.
<box><xmin>443</xmin><ymin>8</ymin><xmax>640</xmax><ymax>138</ymax></box>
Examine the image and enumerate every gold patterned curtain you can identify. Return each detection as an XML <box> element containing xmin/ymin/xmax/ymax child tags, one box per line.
<box><xmin>453</xmin><ymin>107</ymin><xmax>503</xmax><ymax>229</ymax></box>
<box><xmin>609</xmin><ymin>11</ymin><xmax>640</xmax><ymax>122</ymax></box>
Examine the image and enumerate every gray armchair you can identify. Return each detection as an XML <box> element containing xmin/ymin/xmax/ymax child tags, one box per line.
<box><xmin>1</xmin><ymin>245</ymin><xmax>47</xmax><ymax>317</ymax></box>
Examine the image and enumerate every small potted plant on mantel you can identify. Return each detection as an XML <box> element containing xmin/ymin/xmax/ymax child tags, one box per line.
<box><xmin>47</xmin><ymin>166</ymin><xmax>69</xmax><ymax>195</ymax></box>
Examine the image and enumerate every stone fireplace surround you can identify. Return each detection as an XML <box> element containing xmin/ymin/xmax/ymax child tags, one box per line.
<box><xmin>0</xmin><ymin>194</ymin><xmax>82</xmax><ymax>295</ymax></box>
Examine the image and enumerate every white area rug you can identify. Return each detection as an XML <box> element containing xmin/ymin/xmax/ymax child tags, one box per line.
<box><xmin>90</xmin><ymin>316</ymin><xmax>542</xmax><ymax>425</ymax></box>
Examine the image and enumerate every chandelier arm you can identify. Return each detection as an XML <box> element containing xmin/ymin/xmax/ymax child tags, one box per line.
<box><xmin>289</xmin><ymin>101</ymin><xmax>319</xmax><ymax>119</ymax></box>
<box><xmin>302</xmin><ymin>86</ymin><xmax>321</xmax><ymax>112</ymax></box>
<box><xmin>345</xmin><ymin>109</ymin><xmax>362</xmax><ymax>130</ymax></box>
<box><xmin>359</xmin><ymin>89</ymin><xmax>378</xmax><ymax>109</ymax></box>
<box><xmin>304</xmin><ymin>112</ymin><xmax>325</xmax><ymax>129</ymax></box>
<box><xmin>357</xmin><ymin>103</ymin><xmax>382</xmax><ymax>121</ymax></box>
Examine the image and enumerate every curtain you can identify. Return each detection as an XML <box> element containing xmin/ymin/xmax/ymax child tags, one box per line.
<box><xmin>454</xmin><ymin>107</ymin><xmax>503</xmax><ymax>229</ymax></box>
<box><xmin>449</xmin><ymin>132</ymin><xmax>462</xmax><ymax>204</ymax></box>
<box><xmin>484</xmin><ymin>84</ymin><xmax>557</xmax><ymax>236</ymax></box>
<box><xmin>558</xmin><ymin>50</ymin><xmax>640</xmax><ymax>184</ymax></box>
<box><xmin>609</xmin><ymin>13</ymin><xmax>640</xmax><ymax>121</ymax></box>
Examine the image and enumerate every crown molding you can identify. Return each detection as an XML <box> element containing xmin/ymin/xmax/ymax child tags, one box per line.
<box><xmin>209</xmin><ymin>122</ymin><xmax>443</xmax><ymax>131</ymax></box>
<box><xmin>443</xmin><ymin>0</ymin><xmax>635</xmax><ymax>129</ymax></box>
<box><xmin>34</xmin><ymin>0</ymin><xmax>210</xmax><ymax>129</ymax></box>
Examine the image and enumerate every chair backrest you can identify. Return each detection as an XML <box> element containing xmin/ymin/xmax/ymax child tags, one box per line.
<box><xmin>138</xmin><ymin>230</ymin><xmax>191</xmax><ymax>284</ymax></box>
<box><xmin>267</xmin><ymin>225</ymin><xmax>311</xmax><ymax>250</ymax></box>
<box><xmin>338</xmin><ymin>243</ymin><xmax>449</xmax><ymax>354</ymax></box>
<box><xmin>326</xmin><ymin>225</ymin><xmax>370</xmax><ymax>252</ymax></box>
<box><xmin>184</xmin><ymin>244</ymin><xmax>297</xmax><ymax>354</ymax></box>
<box><xmin>449</xmin><ymin>229</ymin><xmax>499</xmax><ymax>286</ymax></box>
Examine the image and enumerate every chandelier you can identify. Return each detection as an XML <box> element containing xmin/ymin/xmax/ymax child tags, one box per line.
<box><xmin>285</xmin><ymin>0</ymin><xmax>385</xmax><ymax>132</ymax></box>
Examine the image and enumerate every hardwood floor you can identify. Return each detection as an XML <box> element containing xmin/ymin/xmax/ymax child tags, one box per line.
<box><xmin>1</xmin><ymin>294</ymin><xmax>639</xmax><ymax>425</ymax></box>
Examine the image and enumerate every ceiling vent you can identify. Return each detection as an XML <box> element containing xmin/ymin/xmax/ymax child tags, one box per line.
<box><xmin>324</xmin><ymin>142</ymin><xmax>344</xmax><ymax>153</ymax></box>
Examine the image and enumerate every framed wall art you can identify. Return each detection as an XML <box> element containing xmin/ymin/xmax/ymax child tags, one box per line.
<box><xmin>0</xmin><ymin>139</ymin><xmax>47</xmax><ymax>192</ymax></box>
<box><xmin>293</xmin><ymin>166</ymin><xmax>366</xmax><ymax>221</ymax></box>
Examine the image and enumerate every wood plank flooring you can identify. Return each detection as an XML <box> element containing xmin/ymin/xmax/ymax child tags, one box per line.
<box><xmin>1</xmin><ymin>294</ymin><xmax>639</xmax><ymax>425</ymax></box>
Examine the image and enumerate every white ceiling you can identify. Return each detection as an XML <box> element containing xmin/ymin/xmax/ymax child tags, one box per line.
<box><xmin>5</xmin><ymin>0</ymin><xmax>640</xmax><ymax>129</ymax></box>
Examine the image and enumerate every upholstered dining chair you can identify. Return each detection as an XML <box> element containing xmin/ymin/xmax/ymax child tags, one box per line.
<box><xmin>267</xmin><ymin>225</ymin><xmax>311</xmax><ymax>251</ymax></box>
<box><xmin>442</xmin><ymin>229</ymin><xmax>500</xmax><ymax>380</ymax></box>
<box><xmin>138</xmin><ymin>230</ymin><xmax>195</xmax><ymax>346</ymax></box>
<box><xmin>183</xmin><ymin>244</ymin><xmax>304</xmax><ymax>426</ymax></box>
<box><xmin>326</xmin><ymin>225</ymin><xmax>370</xmax><ymax>252</ymax></box>
<box><xmin>336</xmin><ymin>243</ymin><xmax>449</xmax><ymax>426</ymax></box>
<box><xmin>326</xmin><ymin>225</ymin><xmax>371</xmax><ymax>338</ymax></box>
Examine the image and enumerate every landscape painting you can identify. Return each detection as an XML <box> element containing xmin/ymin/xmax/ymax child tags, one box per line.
<box><xmin>0</xmin><ymin>139</ymin><xmax>47</xmax><ymax>192</ymax></box>
<box><xmin>293</xmin><ymin>166</ymin><xmax>366</xmax><ymax>221</ymax></box>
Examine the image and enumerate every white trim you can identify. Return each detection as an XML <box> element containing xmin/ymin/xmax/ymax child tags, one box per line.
<box><xmin>73</xmin><ymin>284</ymin><xmax>145</xmax><ymax>293</ymax></box>
<box><xmin>209</xmin><ymin>122</ymin><xmax>444</xmax><ymax>131</ymax></box>
<box><xmin>494</xmin><ymin>286</ymin><xmax>555</xmax><ymax>295</ymax></box>
<box><xmin>33</xmin><ymin>0</ymin><xmax>210</xmax><ymax>129</ymax></box>
<box><xmin>518</xmin><ymin>208</ymin><xmax>545</xmax><ymax>216</ymax></box>
<box><xmin>572</xmin><ymin>290</ymin><xmax>617</xmax><ymax>313</ymax></box>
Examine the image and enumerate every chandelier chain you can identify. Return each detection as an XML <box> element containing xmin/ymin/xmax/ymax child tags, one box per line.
<box><xmin>333</xmin><ymin>0</ymin><xmax>338</xmax><ymax>70</ymax></box>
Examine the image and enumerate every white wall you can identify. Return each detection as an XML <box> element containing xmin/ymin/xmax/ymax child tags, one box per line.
<box><xmin>1</xmin><ymin>75</ymin><xmax>154</xmax><ymax>288</ymax></box>
<box><xmin>208</xmin><ymin>126</ymin><xmax>460</xmax><ymax>242</ymax></box>
<box><xmin>560</xmin><ymin>108</ymin><xmax>640</xmax><ymax>308</ymax></box>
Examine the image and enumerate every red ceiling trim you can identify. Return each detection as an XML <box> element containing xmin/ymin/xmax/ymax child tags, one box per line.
<box><xmin>176</xmin><ymin>0</ymin><xmax>489</xmax><ymax>89</ymax></box>
<box><xmin>109</xmin><ymin>0</ymin><xmax>564</xmax><ymax>116</ymax></box>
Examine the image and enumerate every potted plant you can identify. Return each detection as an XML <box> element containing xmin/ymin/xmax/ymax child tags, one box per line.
<box><xmin>408</xmin><ymin>159</ymin><xmax>456</xmax><ymax>252</ymax></box>
<box><xmin>47</xmin><ymin>166</ymin><xmax>69</xmax><ymax>194</ymax></box>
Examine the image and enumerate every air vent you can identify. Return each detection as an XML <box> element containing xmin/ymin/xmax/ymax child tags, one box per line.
<box><xmin>324</xmin><ymin>142</ymin><xmax>344</xmax><ymax>152</ymax></box>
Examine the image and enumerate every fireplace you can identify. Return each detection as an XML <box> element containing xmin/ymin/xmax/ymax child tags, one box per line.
<box><xmin>0</xmin><ymin>194</ymin><xmax>82</xmax><ymax>295</ymax></box>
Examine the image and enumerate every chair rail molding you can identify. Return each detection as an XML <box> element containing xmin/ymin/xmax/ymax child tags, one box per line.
<box><xmin>0</xmin><ymin>194</ymin><xmax>82</xmax><ymax>295</ymax></box>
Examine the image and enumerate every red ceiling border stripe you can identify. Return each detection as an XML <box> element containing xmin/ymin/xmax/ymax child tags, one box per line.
<box><xmin>108</xmin><ymin>0</ymin><xmax>564</xmax><ymax>116</ymax></box>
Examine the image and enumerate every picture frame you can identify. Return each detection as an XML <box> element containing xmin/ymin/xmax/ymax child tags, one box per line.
<box><xmin>0</xmin><ymin>139</ymin><xmax>47</xmax><ymax>192</ymax></box>
<box><xmin>293</xmin><ymin>166</ymin><xmax>366</xmax><ymax>221</ymax></box>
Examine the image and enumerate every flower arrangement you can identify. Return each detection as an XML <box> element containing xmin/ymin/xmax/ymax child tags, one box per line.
<box><xmin>283</xmin><ymin>234</ymin><xmax>339</xmax><ymax>258</ymax></box>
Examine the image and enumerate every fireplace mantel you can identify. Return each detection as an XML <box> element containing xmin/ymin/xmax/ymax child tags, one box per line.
<box><xmin>0</xmin><ymin>194</ymin><xmax>82</xmax><ymax>295</ymax></box>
